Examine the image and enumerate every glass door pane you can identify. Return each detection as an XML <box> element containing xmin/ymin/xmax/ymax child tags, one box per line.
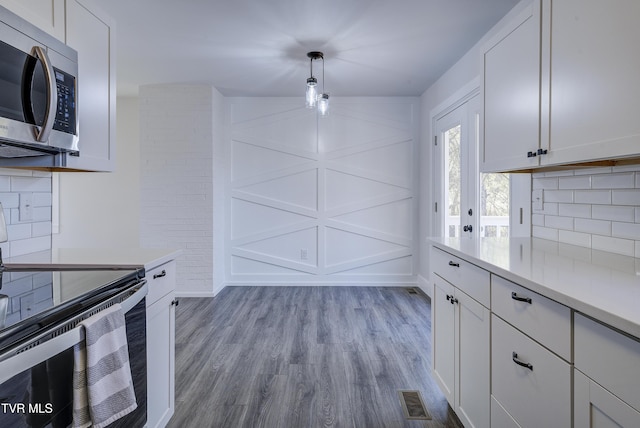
<box><xmin>480</xmin><ymin>173</ymin><xmax>510</xmax><ymax>237</ymax></box>
<box><xmin>444</xmin><ymin>124</ymin><xmax>461</xmax><ymax>237</ymax></box>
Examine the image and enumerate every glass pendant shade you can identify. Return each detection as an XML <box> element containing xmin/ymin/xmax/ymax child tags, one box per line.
<box><xmin>306</xmin><ymin>77</ymin><xmax>318</xmax><ymax>108</ymax></box>
<box><xmin>318</xmin><ymin>93</ymin><xmax>330</xmax><ymax>116</ymax></box>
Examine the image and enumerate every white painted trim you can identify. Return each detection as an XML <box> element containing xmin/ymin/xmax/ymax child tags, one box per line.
<box><xmin>225</xmin><ymin>281</ymin><xmax>419</xmax><ymax>287</ymax></box>
<box><xmin>417</xmin><ymin>274</ymin><xmax>431</xmax><ymax>298</ymax></box>
<box><xmin>175</xmin><ymin>291</ymin><xmax>218</xmax><ymax>298</ymax></box>
<box><xmin>429</xmin><ymin>77</ymin><xmax>481</xmax><ymax>122</ymax></box>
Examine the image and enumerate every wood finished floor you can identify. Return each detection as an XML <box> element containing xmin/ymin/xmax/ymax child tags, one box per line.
<box><xmin>167</xmin><ymin>286</ymin><xmax>463</xmax><ymax>428</ymax></box>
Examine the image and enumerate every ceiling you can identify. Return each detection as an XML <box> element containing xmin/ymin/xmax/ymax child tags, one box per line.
<box><xmin>99</xmin><ymin>0</ymin><xmax>520</xmax><ymax>97</ymax></box>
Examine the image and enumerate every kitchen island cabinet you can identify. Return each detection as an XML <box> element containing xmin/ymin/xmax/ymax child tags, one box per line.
<box><xmin>429</xmin><ymin>237</ymin><xmax>640</xmax><ymax>427</ymax></box>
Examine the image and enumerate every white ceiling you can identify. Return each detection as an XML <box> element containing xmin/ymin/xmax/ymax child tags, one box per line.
<box><xmin>99</xmin><ymin>0</ymin><xmax>520</xmax><ymax>97</ymax></box>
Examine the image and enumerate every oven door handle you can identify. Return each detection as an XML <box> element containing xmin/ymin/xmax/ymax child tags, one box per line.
<box><xmin>0</xmin><ymin>282</ymin><xmax>147</xmax><ymax>385</ymax></box>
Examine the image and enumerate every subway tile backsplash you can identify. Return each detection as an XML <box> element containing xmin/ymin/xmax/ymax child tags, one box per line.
<box><xmin>532</xmin><ymin>165</ymin><xmax>640</xmax><ymax>257</ymax></box>
<box><xmin>0</xmin><ymin>169</ymin><xmax>52</xmax><ymax>258</ymax></box>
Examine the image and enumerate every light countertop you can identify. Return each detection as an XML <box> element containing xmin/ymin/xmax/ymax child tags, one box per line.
<box><xmin>4</xmin><ymin>247</ymin><xmax>182</xmax><ymax>272</ymax></box>
<box><xmin>429</xmin><ymin>237</ymin><xmax>640</xmax><ymax>339</ymax></box>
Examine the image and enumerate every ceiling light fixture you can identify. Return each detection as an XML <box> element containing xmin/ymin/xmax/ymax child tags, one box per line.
<box><xmin>305</xmin><ymin>51</ymin><xmax>329</xmax><ymax>115</ymax></box>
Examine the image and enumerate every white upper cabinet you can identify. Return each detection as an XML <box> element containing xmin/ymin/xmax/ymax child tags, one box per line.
<box><xmin>482</xmin><ymin>0</ymin><xmax>640</xmax><ymax>172</ymax></box>
<box><xmin>547</xmin><ymin>0</ymin><xmax>640</xmax><ymax>166</ymax></box>
<box><xmin>0</xmin><ymin>0</ymin><xmax>65</xmax><ymax>40</ymax></box>
<box><xmin>63</xmin><ymin>0</ymin><xmax>116</xmax><ymax>171</ymax></box>
<box><xmin>481</xmin><ymin>1</ymin><xmax>542</xmax><ymax>172</ymax></box>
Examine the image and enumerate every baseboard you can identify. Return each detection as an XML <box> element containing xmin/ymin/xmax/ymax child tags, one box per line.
<box><xmin>417</xmin><ymin>274</ymin><xmax>431</xmax><ymax>298</ymax></box>
<box><xmin>175</xmin><ymin>290</ymin><xmax>217</xmax><ymax>298</ymax></box>
<box><xmin>224</xmin><ymin>281</ymin><xmax>419</xmax><ymax>287</ymax></box>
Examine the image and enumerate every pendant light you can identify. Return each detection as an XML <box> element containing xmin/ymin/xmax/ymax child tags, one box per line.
<box><xmin>305</xmin><ymin>51</ymin><xmax>329</xmax><ymax>115</ymax></box>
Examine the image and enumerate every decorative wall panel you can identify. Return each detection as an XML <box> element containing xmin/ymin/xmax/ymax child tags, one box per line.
<box><xmin>228</xmin><ymin>98</ymin><xmax>419</xmax><ymax>284</ymax></box>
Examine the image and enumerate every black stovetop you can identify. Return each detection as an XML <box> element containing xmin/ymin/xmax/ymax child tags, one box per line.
<box><xmin>0</xmin><ymin>267</ymin><xmax>144</xmax><ymax>354</ymax></box>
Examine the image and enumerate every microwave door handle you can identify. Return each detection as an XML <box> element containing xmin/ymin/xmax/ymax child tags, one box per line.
<box><xmin>30</xmin><ymin>46</ymin><xmax>57</xmax><ymax>142</ymax></box>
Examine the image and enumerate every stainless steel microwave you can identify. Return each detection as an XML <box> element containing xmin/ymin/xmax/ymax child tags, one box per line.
<box><xmin>0</xmin><ymin>6</ymin><xmax>79</xmax><ymax>158</ymax></box>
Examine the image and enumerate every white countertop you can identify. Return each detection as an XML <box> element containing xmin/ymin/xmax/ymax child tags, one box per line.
<box><xmin>4</xmin><ymin>247</ymin><xmax>182</xmax><ymax>271</ymax></box>
<box><xmin>428</xmin><ymin>237</ymin><xmax>640</xmax><ymax>339</ymax></box>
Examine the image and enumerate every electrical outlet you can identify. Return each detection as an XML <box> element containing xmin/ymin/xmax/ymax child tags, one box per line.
<box><xmin>532</xmin><ymin>189</ymin><xmax>543</xmax><ymax>211</ymax></box>
<box><xmin>19</xmin><ymin>193</ymin><xmax>33</xmax><ymax>221</ymax></box>
<box><xmin>300</xmin><ymin>249</ymin><xmax>308</xmax><ymax>260</ymax></box>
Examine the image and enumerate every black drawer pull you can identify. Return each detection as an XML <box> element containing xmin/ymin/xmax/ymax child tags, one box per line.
<box><xmin>171</xmin><ymin>299</ymin><xmax>180</xmax><ymax>307</ymax></box>
<box><xmin>511</xmin><ymin>292</ymin><xmax>532</xmax><ymax>304</ymax></box>
<box><xmin>512</xmin><ymin>352</ymin><xmax>533</xmax><ymax>371</ymax></box>
<box><xmin>448</xmin><ymin>261</ymin><xmax>460</xmax><ymax>267</ymax></box>
<box><xmin>153</xmin><ymin>270</ymin><xmax>167</xmax><ymax>279</ymax></box>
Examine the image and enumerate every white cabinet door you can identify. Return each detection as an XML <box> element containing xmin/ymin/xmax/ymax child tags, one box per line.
<box><xmin>546</xmin><ymin>0</ymin><xmax>640</xmax><ymax>167</ymax></box>
<box><xmin>432</xmin><ymin>275</ymin><xmax>490</xmax><ymax>428</ymax></box>
<box><xmin>456</xmin><ymin>289</ymin><xmax>490</xmax><ymax>428</ymax></box>
<box><xmin>432</xmin><ymin>275</ymin><xmax>455</xmax><ymax>406</ymax></box>
<box><xmin>481</xmin><ymin>1</ymin><xmax>541</xmax><ymax>173</ymax></box>
<box><xmin>575</xmin><ymin>369</ymin><xmax>640</xmax><ymax>428</ymax></box>
<box><xmin>0</xmin><ymin>0</ymin><xmax>65</xmax><ymax>40</ymax></box>
<box><xmin>146</xmin><ymin>291</ymin><xmax>176</xmax><ymax>428</ymax></box>
<box><xmin>63</xmin><ymin>0</ymin><xmax>115</xmax><ymax>171</ymax></box>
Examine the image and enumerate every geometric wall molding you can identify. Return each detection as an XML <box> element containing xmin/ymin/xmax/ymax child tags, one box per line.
<box><xmin>227</xmin><ymin>97</ymin><xmax>419</xmax><ymax>284</ymax></box>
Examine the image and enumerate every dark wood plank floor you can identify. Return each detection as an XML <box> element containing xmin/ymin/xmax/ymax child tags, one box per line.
<box><xmin>167</xmin><ymin>286</ymin><xmax>463</xmax><ymax>428</ymax></box>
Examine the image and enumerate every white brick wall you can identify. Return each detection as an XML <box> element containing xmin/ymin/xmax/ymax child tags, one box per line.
<box><xmin>0</xmin><ymin>168</ymin><xmax>52</xmax><ymax>258</ymax></box>
<box><xmin>532</xmin><ymin>165</ymin><xmax>640</xmax><ymax>257</ymax></box>
<box><xmin>139</xmin><ymin>85</ymin><xmax>222</xmax><ymax>294</ymax></box>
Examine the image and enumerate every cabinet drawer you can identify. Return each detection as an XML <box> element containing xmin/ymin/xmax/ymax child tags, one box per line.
<box><xmin>146</xmin><ymin>261</ymin><xmax>176</xmax><ymax>306</ymax></box>
<box><xmin>492</xmin><ymin>315</ymin><xmax>571</xmax><ymax>428</ymax></box>
<box><xmin>491</xmin><ymin>396</ymin><xmax>521</xmax><ymax>428</ymax></box>
<box><xmin>575</xmin><ymin>313</ymin><xmax>640</xmax><ymax>412</ymax></box>
<box><xmin>492</xmin><ymin>275</ymin><xmax>571</xmax><ymax>361</ymax></box>
<box><xmin>431</xmin><ymin>247</ymin><xmax>490</xmax><ymax>307</ymax></box>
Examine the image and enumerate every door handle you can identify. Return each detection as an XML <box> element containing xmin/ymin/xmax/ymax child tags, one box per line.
<box><xmin>512</xmin><ymin>352</ymin><xmax>533</xmax><ymax>371</ymax></box>
<box><xmin>30</xmin><ymin>46</ymin><xmax>57</xmax><ymax>142</ymax></box>
<box><xmin>511</xmin><ymin>292</ymin><xmax>532</xmax><ymax>304</ymax></box>
<box><xmin>463</xmin><ymin>225</ymin><xmax>473</xmax><ymax>232</ymax></box>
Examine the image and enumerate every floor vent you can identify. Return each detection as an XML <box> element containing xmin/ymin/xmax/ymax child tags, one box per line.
<box><xmin>406</xmin><ymin>287</ymin><xmax>418</xmax><ymax>295</ymax></box>
<box><xmin>398</xmin><ymin>390</ymin><xmax>431</xmax><ymax>420</ymax></box>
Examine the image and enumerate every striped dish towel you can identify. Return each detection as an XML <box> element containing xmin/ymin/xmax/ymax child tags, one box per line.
<box><xmin>72</xmin><ymin>303</ymin><xmax>137</xmax><ymax>428</ymax></box>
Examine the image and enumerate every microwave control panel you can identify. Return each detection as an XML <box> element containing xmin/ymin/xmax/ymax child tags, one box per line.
<box><xmin>53</xmin><ymin>68</ymin><xmax>77</xmax><ymax>136</ymax></box>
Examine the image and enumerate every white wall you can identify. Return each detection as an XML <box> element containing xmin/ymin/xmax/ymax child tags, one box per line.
<box><xmin>53</xmin><ymin>96</ymin><xmax>141</xmax><ymax>248</ymax></box>
<box><xmin>227</xmin><ymin>97</ymin><xmax>419</xmax><ymax>285</ymax></box>
<box><xmin>139</xmin><ymin>85</ymin><xmax>224</xmax><ymax>296</ymax></box>
<box><xmin>418</xmin><ymin>0</ymin><xmax>533</xmax><ymax>293</ymax></box>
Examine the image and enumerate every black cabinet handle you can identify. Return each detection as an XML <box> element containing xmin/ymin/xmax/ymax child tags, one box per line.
<box><xmin>527</xmin><ymin>151</ymin><xmax>537</xmax><ymax>158</ymax></box>
<box><xmin>446</xmin><ymin>294</ymin><xmax>452</xmax><ymax>301</ymax></box>
<box><xmin>171</xmin><ymin>299</ymin><xmax>179</xmax><ymax>306</ymax></box>
<box><xmin>511</xmin><ymin>292</ymin><xmax>532</xmax><ymax>304</ymax></box>
<box><xmin>512</xmin><ymin>352</ymin><xmax>533</xmax><ymax>371</ymax></box>
<box><xmin>537</xmin><ymin>148</ymin><xmax>548</xmax><ymax>156</ymax></box>
<box><xmin>448</xmin><ymin>261</ymin><xmax>460</xmax><ymax>267</ymax></box>
<box><xmin>463</xmin><ymin>225</ymin><xmax>473</xmax><ymax>232</ymax></box>
<box><xmin>153</xmin><ymin>270</ymin><xmax>167</xmax><ymax>279</ymax></box>
<box><xmin>450</xmin><ymin>297</ymin><xmax>458</xmax><ymax>305</ymax></box>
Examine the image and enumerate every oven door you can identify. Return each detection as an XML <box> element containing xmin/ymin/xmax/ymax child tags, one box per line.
<box><xmin>0</xmin><ymin>282</ymin><xmax>147</xmax><ymax>427</ymax></box>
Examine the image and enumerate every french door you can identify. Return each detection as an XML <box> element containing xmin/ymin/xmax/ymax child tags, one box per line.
<box><xmin>434</xmin><ymin>94</ymin><xmax>517</xmax><ymax>238</ymax></box>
